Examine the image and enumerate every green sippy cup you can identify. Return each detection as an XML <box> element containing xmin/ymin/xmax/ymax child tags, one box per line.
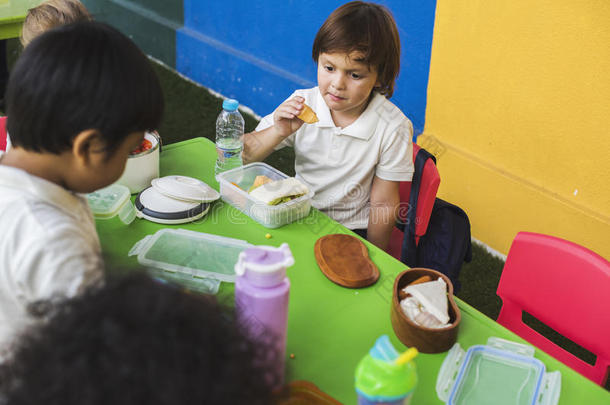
<box><xmin>355</xmin><ymin>335</ymin><xmax>418</xmax><ymax>405</ymax></box>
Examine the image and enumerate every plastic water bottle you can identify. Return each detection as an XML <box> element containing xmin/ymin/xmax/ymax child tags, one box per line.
<box><xmin>234</xmin><ymin>243</ymin><xmax>294</xmax><ymax>386</ymax></box>
<box><xmin>355</xmin><ymin>335</ymin><xmax>418</xmax><ymax>404</ymax></box>
<box><xmin>214</xmin><ymin>98</ymin><xmax>244</xmax><ymax>176</ymax></box>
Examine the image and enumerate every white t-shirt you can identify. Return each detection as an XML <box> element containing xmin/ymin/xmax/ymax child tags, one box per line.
<box><xmin>256</xmin><ymin>87</ymin><xmax>414</xmax><ymax>229</ymax></box>
<box><xmin>0</xmin><ymin>157</ymin><xmax>103</xmax><ymax>353</ymax></box>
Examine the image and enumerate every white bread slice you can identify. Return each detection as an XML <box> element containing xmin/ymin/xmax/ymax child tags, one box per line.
<box><xmin>249</xmin><ymin>177</ymin><xmax>309</xmax><ymax>205</ymax></box>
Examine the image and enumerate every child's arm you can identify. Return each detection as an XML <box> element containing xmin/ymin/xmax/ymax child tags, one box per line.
<box><xmin>243</xmin><ymin>96</ymin><xmax>306</xmax><ymax>163</ymax></box>
<box><xmin>367</xmin><ymin>176</ymin><xmax>400</xmax><ymax>250</ymax></box>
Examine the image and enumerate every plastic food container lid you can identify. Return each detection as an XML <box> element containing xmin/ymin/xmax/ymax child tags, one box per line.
<box><xmin>128</xmin><ymin>228</ymin><xmax>252</xmax><ymax>284</ymax></box>
<box><xmin>135</xmin><ymin>175</ymin><xmax>219</xmax><ymax>224</ymax></box>
<box><xmin>86</xmin><ymin>184</ymin><xmax>135</xmax><ymax>224</ymax></box>
<box><xmin>151</xmin><ymin>175</ymin><xmax>220</xmax><ymax>202</ymax></box>
<box><xmin>436</xmin><ymin>337</ymin><xmax>561</xmax><ymax>405</ymax></box>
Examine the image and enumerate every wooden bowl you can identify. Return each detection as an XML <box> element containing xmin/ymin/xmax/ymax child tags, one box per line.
<box><xmin>390</xmin><ymin>268</ymin><xmax>461</xmax><ymax>353</ymax></box>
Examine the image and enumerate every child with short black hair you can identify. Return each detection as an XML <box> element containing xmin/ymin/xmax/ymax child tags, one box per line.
<box><xmin>0</xmin><ymin>273</ymin><xmax>278</xmax><ymax>404</ymax></box>
<box><xmin>0</xmin><ymin>21</ymin><xmax>164</xmax><ymax>351</ymax></box>
<box><xmin>244</xmin><ymin>1</ymin><xmax>413</xmax><ymax>250</ymax></box>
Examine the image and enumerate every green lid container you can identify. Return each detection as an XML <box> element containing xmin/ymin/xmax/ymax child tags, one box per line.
<box><xmin>87</xmin><ymin>184</ymin><xmax>135</xmax><ymax>224</ymax></box>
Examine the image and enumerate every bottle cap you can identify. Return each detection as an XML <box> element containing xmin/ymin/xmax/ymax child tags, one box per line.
<box><xmin>355</xmin><ymin>335</ymin><xmax>418</xmax><ymax>402</ymax></box>
<box><xmin>235</xmin><ymin>243</ymin><xmax>294</xmax><ymax>287</ymax></box>
<box><xmin>222</xmin><ymin>99</ymin><xmax>239</xmax><ymax>111</ymax></box>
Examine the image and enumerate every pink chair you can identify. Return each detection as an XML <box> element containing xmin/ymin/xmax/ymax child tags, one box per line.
<box><xmin>0</xmin><ymin>116</ymin><xmax>7</xmax><ymax>151</ymax></box>
<box><xmin>496</xmin><ymin>231</ymin><xmax>610</xmax><ymax>386</ymax></box>
<box><xmin>387</xmin><ymin>144</ymin><xmax>441</xmax><ymax>259</ymax></box>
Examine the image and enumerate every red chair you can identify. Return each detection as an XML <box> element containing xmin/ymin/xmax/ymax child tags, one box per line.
<box><xmin>0</xmin><ymin>116</ymin><xmax>7</xmax><ymax>151</ymax></box>
<box><xmin>387</xmin><ymin>144</ymin><xmax>441</xmax><ymax>260</ymax></box>
<box><xmin>496</xmin><ymin>231</ymin><xmax>610</xmax><ymax>386</ymax></box>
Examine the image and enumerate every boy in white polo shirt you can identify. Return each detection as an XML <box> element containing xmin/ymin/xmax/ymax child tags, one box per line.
<box><xmin>243</xmin><ymin>1</ymin><xmax>413</xmax><ymax>249</ymax></box>
<box><xmin>0</xmin><ymin>22</ymin><xmax>163</xmax><ymax>352</ymax></box>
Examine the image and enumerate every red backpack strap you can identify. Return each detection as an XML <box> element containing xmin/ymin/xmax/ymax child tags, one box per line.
<box><xmin>0</xmin><ymin>116</ymin><xmax>7</xmax><ymax>151</ymax></box>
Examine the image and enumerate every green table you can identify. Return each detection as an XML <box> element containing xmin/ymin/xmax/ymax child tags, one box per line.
<box><xmin>96</xmin><ymin>138</ymin><xmax>609</xmax><ymax>404</ymax></box>
<box><xmin>0</xmin><ymin>0</ymin><xmax>41</xmax><ymax>40</ymax></box>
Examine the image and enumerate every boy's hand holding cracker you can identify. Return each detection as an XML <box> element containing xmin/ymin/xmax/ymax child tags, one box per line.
<box><xmin>273</xmin><ymin>96</ymin><xmax>317</xmax><ymax>138</ymax></box>
<box><xmin>243</xmin><ymin>97</ymin><xmax>318</xmax><ymax>164</ymax></box>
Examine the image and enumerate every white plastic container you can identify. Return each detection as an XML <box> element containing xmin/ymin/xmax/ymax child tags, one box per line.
<box><xmin>116</xmin><ymin>131</ymin><xmax>161</xmax><ymax>193</ymax></box>
<box><xmin>216</xmin><ymin>162</ymin><xmax>314</xmax><ymax>228</ymax></box>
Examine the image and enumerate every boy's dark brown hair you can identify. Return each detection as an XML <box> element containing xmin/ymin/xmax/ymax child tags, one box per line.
<box><xmin>312</xmin><ymin>1</ymin><xmax>401</xmax><ymax>97</ymax></box>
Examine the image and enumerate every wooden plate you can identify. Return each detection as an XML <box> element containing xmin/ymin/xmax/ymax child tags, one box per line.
<box><xmin>314</xmin><ymin>234</ymin><xmax>379</xmax><ymax>288</ymax></box>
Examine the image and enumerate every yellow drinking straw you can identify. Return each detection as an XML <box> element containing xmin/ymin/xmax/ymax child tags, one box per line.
<box><xmin>395</xmin><ymin>347</ymin><xmax>418</xmax><ymax>365</ymax></box>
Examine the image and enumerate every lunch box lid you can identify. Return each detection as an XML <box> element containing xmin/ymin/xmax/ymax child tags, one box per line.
<box><xmin>87</xmin><ymin>184</ymin><xmax>135</xmax><ymax>224</ymax></box>
<box><xmin>134</xmin><ymin>176</ymin><xmax>220</xmax><ymax>224</ymax></box>
<box><xmin>436</xmin><ymin>337</ymin><xmax>561</xmax><ymax>405</ymax></box>
<box><xmin>128</xmin><ymin>228</ymin><xmax>252</xmax><ymax>284</ymax></box>
<box><xmin>151</xmin><ymin>175</ymin><xmax>220</xmax><ymax>203</ymax></box>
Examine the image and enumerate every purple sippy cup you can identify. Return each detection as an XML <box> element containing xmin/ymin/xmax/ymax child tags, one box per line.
<box><xmin>234</xmin><ymin>243</ymin><xmax>294</xmax><ymax>386</ymax></box>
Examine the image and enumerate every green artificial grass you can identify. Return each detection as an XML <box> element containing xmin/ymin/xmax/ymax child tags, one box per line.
<box><xmin>455</xmin><ymin>242</ymin><xmax>505</xmax><ymax>319</ymax></box>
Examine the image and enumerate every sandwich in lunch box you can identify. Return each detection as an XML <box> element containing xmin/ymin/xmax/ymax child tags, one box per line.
<box><xmin>249</xmin><ymin>176</ymin><xmax>309</xmax><ymax>205</ymax></box>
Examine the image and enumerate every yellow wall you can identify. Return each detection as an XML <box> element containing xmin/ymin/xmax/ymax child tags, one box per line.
<box><xmin>423</xmin><ymin>0</ymin><xmax>610</xmax><ymax>258</ymax></box>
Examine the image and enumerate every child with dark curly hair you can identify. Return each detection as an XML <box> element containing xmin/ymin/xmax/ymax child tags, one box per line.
<box><xmin>0</xmin><ymin>273</ymin><xmax>279</xmax><ymax>404</ymax></box>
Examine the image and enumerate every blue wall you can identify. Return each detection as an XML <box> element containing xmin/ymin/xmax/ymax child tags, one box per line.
<box><xmin>177</xmin><ymin>0</ymin><xmax>436</xmax><ymax>136</ymax></box>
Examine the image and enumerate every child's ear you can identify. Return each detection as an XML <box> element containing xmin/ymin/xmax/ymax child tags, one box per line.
<box><xmin>72</xmin><ymin>129</ymin><xmax>106</xmax><ymax>167</ymax></box>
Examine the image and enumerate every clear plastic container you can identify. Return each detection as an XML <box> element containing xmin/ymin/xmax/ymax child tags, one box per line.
<box><xmin>436</xmin><ymin>337</ymin><xmax>561</xmax><ymax>405</ymax></box>
<box><xmin>216</xmin><ymin>162</ymin><xmax>314</xmax><ymax>228</ymax></box>
<box><xmin>87</xmin><ymin>184</ymin><xmax>136</xmax><ymax>224</ymax></box>
<box><xmin>128</xmin><ymin>228</ymin><xmax>252</xmax><ymax>292</ymax></box>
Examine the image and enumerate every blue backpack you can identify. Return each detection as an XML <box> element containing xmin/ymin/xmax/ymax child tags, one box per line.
<box><xmin>399</xmin><ymin>148</ymin><xmax>472</xmax><ymax>292</ymax></box>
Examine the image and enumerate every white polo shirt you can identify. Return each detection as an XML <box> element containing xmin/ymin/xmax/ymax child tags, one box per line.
<box><xmin>0</xmin><ymin>156</ymin><xmax>103</xmax><ymax>353</ymax></box>
<box><xmin>256</xmin><ymin>87</ymin><xmax>414</xmax><ymax>229</ymax></box>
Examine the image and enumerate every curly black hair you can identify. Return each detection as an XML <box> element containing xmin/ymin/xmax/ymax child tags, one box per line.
<box><xmin>0</xmin><ymin>273</ymin><xmax>278</xmax><ymax>405</ymax></box>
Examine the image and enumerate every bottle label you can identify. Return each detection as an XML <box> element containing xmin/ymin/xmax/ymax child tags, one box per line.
<box><xmin>216</xmin><ymin>146</ymin><xmax>239</xmax><ymax>162</ymax></box>
<box><xmin>215</xmin><ymin>138</ymin><xmax>243</xmax><ymax>164</ymax></box>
